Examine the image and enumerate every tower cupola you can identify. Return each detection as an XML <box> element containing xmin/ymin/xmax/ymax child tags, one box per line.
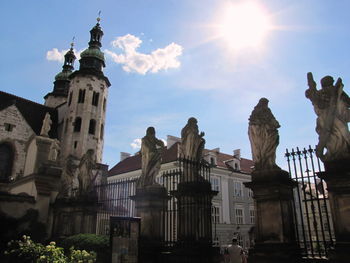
<box><xmin>79</xmin><ymin>17</ymin><xmax>106</xmax><ymax>73</ymax></box>
<box><xmin>44</xmin><ymin>42</ymin><xmax>76</xmax><ymax>107</ymax></box>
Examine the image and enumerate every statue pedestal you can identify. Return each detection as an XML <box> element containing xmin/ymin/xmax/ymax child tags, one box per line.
<box><xmin>131</xmin><ymin>184</ymin><xmax>169</xmax><ymax>263</ymax></box>
<box><xmin>318</xmin><ymin>159</ymin><xmax>350</xmax><ymax>263</ymax></box>
<box><xmin>245</xmin><ymin>169</ymin><xmax>300</xmax><ymax>263</ymax></box>
<box><xmin>52</xmin><ymin>197</ymin><xmax>98</xmax><ymax>238</ymax></box>
<box><xmin>171</xmin><ymin>180</ymin><xmax>217</xmax><ymax>263</ymax></box>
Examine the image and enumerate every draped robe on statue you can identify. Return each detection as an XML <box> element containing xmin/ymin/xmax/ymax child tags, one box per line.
<box><xmin>248</xmin><ymin>98</ymin><xmax>280</xmax><ymax>171</ymax></box>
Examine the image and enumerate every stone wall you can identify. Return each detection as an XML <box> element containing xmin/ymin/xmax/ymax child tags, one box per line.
<box><xmin>0</xmin><ymin>105</ymin><xmax>35</xmax><ymax>180</ymax></box>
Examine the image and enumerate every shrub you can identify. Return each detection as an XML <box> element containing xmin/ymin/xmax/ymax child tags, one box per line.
<box><xmin>60</xmin><ymin>234</ymin><xmax>109</xmax><ymax>263</ymax></box>
<box><xmin>4</xmin><ymin>235</ymin><xmax>96</xmax><ymax>263</ymax></box>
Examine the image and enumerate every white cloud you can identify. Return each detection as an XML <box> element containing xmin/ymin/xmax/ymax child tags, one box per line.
<box><xmin>105</xmin><ymin>34</ymin><xmax>183</xmax><ymax>74</ymax></box>
<box><xmin>130</xmin><ymin>138</ymin><xmax>142</xmax><ymax>149</ymax></box>
<box><xmin>130</xmin><ymin>138</ymin><xmax>167</xmax><ymax>150</ymax></box>
<box><xmin>46</xmin><ymin>48</ymin><xmax>82</xmax><ymax>63</ymax></box>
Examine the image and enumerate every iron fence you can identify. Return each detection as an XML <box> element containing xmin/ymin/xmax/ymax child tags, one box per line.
<box><xmin>285</xmin><ymin>146</ymin><xmax>335</xmax><ymax>259</ymax></box>
<box><xmin>94</xmin><ymin>157</ymin><xmax>215</xmax><ymax>251</ymax></box>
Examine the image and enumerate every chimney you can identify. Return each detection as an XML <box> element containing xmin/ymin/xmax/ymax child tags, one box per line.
<box><xmin>167</xmin><ymin>135</ymin><xmax>181</xmax><ymax>149</ymax></box>
<box><xmin>120</xmin><ymin>152</ymin><xmax>131</xmax><ymax>161</ymax></box>
<box><xmin>233</xmin><ymin>149</ymin><xmax>241</xmax><ymax>159</ymax></box>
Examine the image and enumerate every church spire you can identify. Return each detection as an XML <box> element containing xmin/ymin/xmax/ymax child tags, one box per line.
<box><xmin>78</xmin><ymin>14</ymin><xmax>106</xmax><ymax>73</ymax></box>
<box><xmin>62</xmin><ymin>39</ymin><xmax>76</xmax><ymax>73</ymax></box>
<box><xmin>44</xmin><ymin>42</ymin><xmax>76</xmax><ymax>107</ymax></box>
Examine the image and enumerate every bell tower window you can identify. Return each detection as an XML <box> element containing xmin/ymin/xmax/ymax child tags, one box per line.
<box><xmin>78</xmin><ymin>89</ymin><xmax>85</xmax><ymax>103</ymax></box>
<box><xmin>0</xmin><ymin>143</ymin><xmax>14</xmax><ymax>182</ymax></box>
<box><xmin>74</xmin><ymin>117</ymin><xmax>82</xmax><ymax>132</ymax></box>
<box><xmin>92</xmin><ymin>92</ymin><xmax>99</xmax><ymax>106</ymax></box>
<box><xmin>89</xmin><ymin>119</ymin><xmax>96</xmax><ymax>135</ymax></box>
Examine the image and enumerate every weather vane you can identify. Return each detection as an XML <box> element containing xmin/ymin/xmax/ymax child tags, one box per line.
<box><xmin>70</xmin><ymin>36</ymin><xmax>75</xmax><ymax>49</ymax></box>
<box><xmin>97</xmin><ymin>11</ymin><xmax>101</xmax><ymax>23</ymax></box>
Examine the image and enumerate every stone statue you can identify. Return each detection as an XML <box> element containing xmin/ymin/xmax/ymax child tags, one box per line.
<box><xmin>248</xmin><ymin>98</ymin><xmax>280</xmax><ymax>171</ymax></box>
<box><xmin>40</xmin><ymin>112</ymin><xmax>52</xmax><ymax>137</ymax></box>
<box><xmin>58</xmin><ymin>155</ymin><xmax>78</xmax><ymax>198</ymax></box>
<box><xmin>78</xmin><ymin>149</ymin><xmax>97</xmax><ymax>196</ymax></box>
<box><xmin>180</xmin><ymin>117</ymin><xmax>205</xmax><ymax>161</ymax></box>
<box><xmin>48</xmin><ymin>139</ymin><xmax>60</xmax><ymax>161</ymax></box>
<box><xmin>137</xmin><ymin>127</ymin><xmax>165</xmax><ymax>188</ymax></box>
<box><xmin>306</xmin><ymin>72</ymin><xmax>350</xmax><ymax>161</ymax></box>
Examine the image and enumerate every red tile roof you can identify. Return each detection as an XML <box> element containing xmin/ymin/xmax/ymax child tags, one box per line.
<box><xmin>108</xmin><ymin>142</ymin><xmax>253</xmax><ymax>176</ymax></box>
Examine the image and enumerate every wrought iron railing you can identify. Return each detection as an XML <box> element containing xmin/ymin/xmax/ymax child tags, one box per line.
<box><xmin>285</xmin><ymin>146</ymin><xmax>335</xmax><ymax>259</ymax></box>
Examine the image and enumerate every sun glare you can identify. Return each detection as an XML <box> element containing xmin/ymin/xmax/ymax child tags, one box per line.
<box><xmin>219</xmin><ymin>2</ymin><xmax>271</xmax><ymax>50</ymax></box>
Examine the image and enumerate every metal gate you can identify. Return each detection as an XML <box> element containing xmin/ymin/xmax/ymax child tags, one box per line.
<box><xmin>285</xmin><ymin>146</ymin><xmax>335</xmax><ymax>259</ymax></box>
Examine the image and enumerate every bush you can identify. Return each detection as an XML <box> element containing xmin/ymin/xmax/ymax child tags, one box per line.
<box><xmin>60</xmin><ymin>234</ymin><xmax>109</xmax><ymax>263</ymax></box>
<box><xmin>4</xmin><ymin>235</ymin><xmax>96</xmax><ymax>263</ymax></box>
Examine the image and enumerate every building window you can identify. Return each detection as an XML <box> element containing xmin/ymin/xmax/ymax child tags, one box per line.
<box><xmin>210</xmin><ymin>177</ymin><xmax>220</xmax><ymax>191</ymax></box>
<box><xmin>103</xmin><ymin>98</ymin><xmax>106</xmax><ymax>112</ymax></box>
<box><xmin>234</xmin><ymin>181</ymin><xmax>243</xmax><ymax>197</ymax></box>
<box><xmin>74</xmin><ymin>141</ymin><xmax>78</xmax><ymax>149</ymax></box>
<box><xmin>100</xmin><ymin>124</ymin><xmax>104</xmax><ymax>140</ymax></box>
<box><xmin>212</xmin><ymin>205</ymin><xmax>221</xmax><ymax>224</ymax></box>
<box><xmin>0</xmin><ymin>143</ymin><xmax>14</xmax><ymax>181</ymax></box>
<box><xmin>68</xmin><ymin>91</ymin><xmax>73</xmax><ymax>106</ymax></box>
<box><xmin>237</xmin><ymin>235</ymin><xmax>243</xmax><ymax>247</ymax></box>
<box><xmin>4</xmin><ymin>123</ymin><xmax>15</xmax><ymax>132</ymax></box>
<box><xmin>249</xmin><ymin>208</ymin><xmax>255</xmax><ymax>224</ymax></box>
<box><xmin>78</xmin><ymin>89</ymin><xmax>85</xmax><ymax>103</ymax></box>
<box><xmin>64</xmin><ymin>119</ymin><xmax>69</xmax><ymax>133</ymax></box>
<box><xmin>89</xmin><ymin>119</ymin><xmax>96</xmax><ymax>135</ymax></box>
<box><xmin>235</xmin><ymin>207</ymin><xmax>244</xmax><ymax>224</ymax></box>
<box><xmin>74</xmin><ymin>117</ymin><xmax>82</xmax><ymax>132</ymax></box>
<box><xmin>92</xmin><ymin>92</ymin><xmax>99</xmax><ymax>106</ymax></box>
<box><xmin>248</xmin><ymin>188</ymin><xmax>254</xmax><ymax>198</ymax></box>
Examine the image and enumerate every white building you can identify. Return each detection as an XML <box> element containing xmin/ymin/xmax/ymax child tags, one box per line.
<box><xmin>108</xmin><ymin>135</ymin><xmax>255</xmax><ymax>249</ymax></box>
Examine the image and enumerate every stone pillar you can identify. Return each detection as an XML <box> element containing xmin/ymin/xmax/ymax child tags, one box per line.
<box><xmin>245</xmin><ymin>169</ymin><xmax>300</xmax><ymax>263</ymax></box>
<box><xmin>131</xmin><ymin>184</ymin><xmax>169</xmax><ymax>263</ymax></box>
<box><xmin>318</xmin><ymin>159</ymin><xmax>350</xmax><ymax>263</ymax></box>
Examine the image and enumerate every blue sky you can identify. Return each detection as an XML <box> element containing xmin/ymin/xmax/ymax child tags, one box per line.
<box><xmin>1</xmin><ymin>0</ymin><xmax>350</xmax><ymax>169</ymax></box>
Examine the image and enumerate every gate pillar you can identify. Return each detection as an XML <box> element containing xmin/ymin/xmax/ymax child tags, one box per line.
<box><xmin>318</xmin><ymin>159</ymin><xmax>350</xmax><ymax>263</ymax></box>
<box><xmin>131</xmin><ymin>185</ymin><xmax>168</xmax><ymax>263</ymax></box>
<box><xmin>245</xmin><ymin>169</ymin><xmax>300</xmax><ymax>263</ymax></box>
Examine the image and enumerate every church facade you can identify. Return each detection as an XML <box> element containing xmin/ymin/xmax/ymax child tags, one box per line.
<box><xmin>0</xmin><ymin>19</ymin><xmax>110</xmax><ymax>241</ymax></box>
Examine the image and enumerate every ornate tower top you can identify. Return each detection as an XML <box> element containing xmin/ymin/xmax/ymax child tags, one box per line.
<box><xmin>44</xmin><ymin>42</ymin><xmax>76</xmax><ymax>104</ymax></box>
<box><xmin>78</xmin><ymin>14</ymin><xmax>107</xmax><ymax>76</ymax></box>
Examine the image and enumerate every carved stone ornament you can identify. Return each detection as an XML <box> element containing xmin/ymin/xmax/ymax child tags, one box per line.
<box><xmin>77</xmin><ymin>149</ymin><xmax>97</xmax><ymax>196</ymax></box>
<box><xmin>306</xmin><ymin>72</ymin><xmax>350</xmax><ymax>162</ymax></box>
<box><xmin>180</xmin><ymin>117</ymin><xmax>205</xmax><ymax>161</ymax></box>
<box><xmin>137</xmin><ymin>127</ymin><xmax>165</xmax><ymax>188</ymax></box>
<box><xmin>40</xmin><ymin>112</ymin><xmax>52</xmax><ymax>137</ymax></box>
<box><xmin>248</xmin><ymin>98</ymin><xmax>281</xmax><ymax>171</ymax></box>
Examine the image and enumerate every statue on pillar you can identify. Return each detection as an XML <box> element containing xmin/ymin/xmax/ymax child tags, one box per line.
<box><xmin>180</xmin><ymin>117</ymin><xmax>205</xmax><ymax>161</ymax></box>
<box><xmin>58</xmin><ymin>155</ymin><xmax>78</xmax><ymax>198</ymax></box>
<box><xmin>306</xmin><ymin>72</ymin><xmax>350</xmax><ymax>162</ymax></box>
<box><xmin>248</xmin><ymin>98</ymin><xmax>280</xmax><ymax>171</ymax></box>
<box><xmin>137</xmin><ymin>127</ymin><xmax>165</xmax><ymax>188</ymax></box>
<box><xmin>40</xmin><ymin>112</ymin><xmax>52</xmax><ymax>137</ymax></box>
<box><xmin>77</xmin><ymin>149</ymin><xmax>98</xmax><ymax>196</ymax></box>
<box><xmin>48</xmin><ymin>139</ymin><xmax>60</xmax><ymax>162</ymax></box>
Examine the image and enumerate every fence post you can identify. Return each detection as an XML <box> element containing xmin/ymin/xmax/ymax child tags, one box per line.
<box><xmin>318</xmin><ymin>159</ymin><xmax>350</xmax><ymax>263</ymax></box>
<box><xmin>245</xmin><ymin>169</ymin><xmax>300</xmax><ymax>263</ymax></box>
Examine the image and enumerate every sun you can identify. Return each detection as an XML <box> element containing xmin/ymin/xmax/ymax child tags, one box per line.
<box><xmin>218</xmin><ymin>2</ymin><xmax>272</xmax><ymax>50</ymax></box>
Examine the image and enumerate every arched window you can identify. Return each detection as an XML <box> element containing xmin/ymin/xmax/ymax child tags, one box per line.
<box><xmin>89</xmin><ymin>119</ymin><xmax>96</xmax><ymax>135</ymax></box>
<box><xmin>0</xmin><ymin>143</ymin><xmax>14</xmax><ymax>182</ymax></box>
<box><xmin>78</xmin><ymin>89</ymin><xmax>85</xmax><ymax>103</ymax></box>
<box><xmin>100</xmin><ymin>124</ymin><xmax>104</xmax><ymax>140</ymax></box>
<box><xmin>74</xmin><ymin>117</ymin><xmax>82</xmax><ymax>132</ymax></box>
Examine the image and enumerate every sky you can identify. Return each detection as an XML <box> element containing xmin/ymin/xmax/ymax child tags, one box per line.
<box><xmin>1</xmin><ymin>0</ymin><xmax>350</xmax><ymax>170</ymax></box>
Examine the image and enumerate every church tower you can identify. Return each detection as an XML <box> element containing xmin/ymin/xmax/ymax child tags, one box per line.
<box><xmin>44</xmin><ymin>43</ymin><xmax>76</xmax><ymax>108</ymax></box>
<box><xmin>61</xmin><ymin>18</ymin><xmax>111</xmax><ymax>163</ymax></box>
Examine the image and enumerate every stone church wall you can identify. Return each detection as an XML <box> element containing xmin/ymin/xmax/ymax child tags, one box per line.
<box><xmin>0</xmin><ymin>105</ymin><xmax>34</xmax><ymax>180</ymax></box>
